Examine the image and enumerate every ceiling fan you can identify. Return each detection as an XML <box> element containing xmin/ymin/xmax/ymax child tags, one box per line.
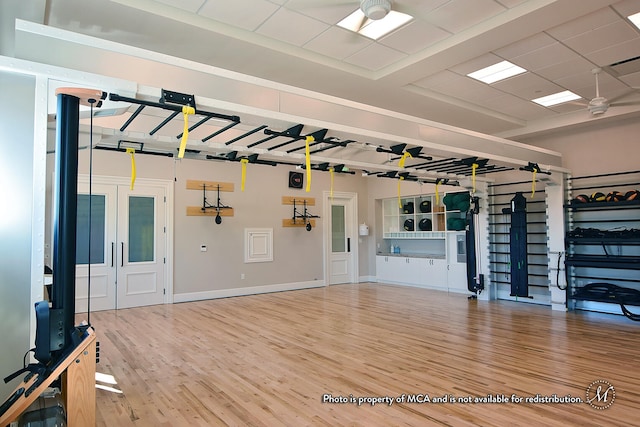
<box><xmin>297</xmin><ymin>0</ymin><xmax>412</xmax><ymax>31</ymax></box>
<box><xmin>588</xmin><ymin>68</ymin><xmax>610</xmax><ymax>115</ymax></box>
<box><xmin>588</xmin><ymin>67</ymin><xmax>640</xmax><ymax>116</ymax></box>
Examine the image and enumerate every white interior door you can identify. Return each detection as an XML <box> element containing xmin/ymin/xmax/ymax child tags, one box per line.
<box><xmin>326</xmin><ymin>193</ymin><xmax>358</xmax><ymax>285</ymax></box>
<box><xmin>116</xmin><ymin>185</ymin><xmax>166</xmax><ymax>309</ymax></box>
<box><xmin>76</xmin><ymin>177</ymin><xmax>167</xmax><ymax>312</ymax></box>
<box><xmin>75</xmin><ymin>182</ymin><xmax>117</xmax><ymax>312</ymax></box>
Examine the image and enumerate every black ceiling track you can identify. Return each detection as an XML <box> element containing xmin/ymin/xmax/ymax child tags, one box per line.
<box><xmin>106</xmin><ymin>91</ymin><xmax>514</xmax><ymax>177</ymax></box>
<box><xmin>109</xmin><ymin>91</ymin><xmax>240</xmax><ymax>139</ymax></box>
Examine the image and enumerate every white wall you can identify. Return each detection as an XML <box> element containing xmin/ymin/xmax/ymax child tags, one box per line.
<box><xmin>518</xmin><ymin>116</ymin><xmax>640</xmax><ymax>176</ymax></box>
<box><xmin>0</xmin><ymin>71</ymin><xmax>37</xmax><ymax>397</ymax></box>
<box><xmin>67</xmin><ymin>143</ymin><xmax>371</xmax><ymax>300</ymax></box>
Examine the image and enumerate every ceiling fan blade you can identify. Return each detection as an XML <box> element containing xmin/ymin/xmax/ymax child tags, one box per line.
<box><xmin>609</xmin><ymin>100</ymin><xmax>640</xmax><ymax>107</ymax></box>
<box><xmin>607</xmin><ymin>89</ymin><xmax>640</xmax><ymax>104</ymax></box>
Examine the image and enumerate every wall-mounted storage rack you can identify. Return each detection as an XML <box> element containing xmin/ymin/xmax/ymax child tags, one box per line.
<box><xmin>282</xmin><ymin>196</ymin><xmax>319</xmax><ymax>231</ymax></box>
<box><xmin>565</xmin><ymin>170</ymin><xmax>640</xmax><ymax>320</ymax></box>
<box><xmin>186</xmin><ymin>180</ymin><xmax>234</xmax><ymax>223</ymax></box>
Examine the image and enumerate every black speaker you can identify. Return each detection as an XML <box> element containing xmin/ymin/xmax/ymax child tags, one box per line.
<box><xmin>289</xmin><ymin>171</ymin><xmax>303</xmax><ymax>189</ymax></box>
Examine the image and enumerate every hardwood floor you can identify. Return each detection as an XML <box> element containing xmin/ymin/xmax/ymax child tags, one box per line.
<box><xmin>85</xmin><ymin>283</ymin><xmax>639</xmax><ymax>426</ymax></box>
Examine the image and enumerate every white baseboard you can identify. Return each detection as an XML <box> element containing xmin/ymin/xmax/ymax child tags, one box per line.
<box><xmin>173</xmin><ymin>279</ymin><xmax>325</xmax><ymax>303</ymax></box>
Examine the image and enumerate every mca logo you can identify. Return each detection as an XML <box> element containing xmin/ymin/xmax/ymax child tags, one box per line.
<box><xmin>586</xmin><ymin>380</ymin><xmax>615</xmax><ymax>410</ymax></box>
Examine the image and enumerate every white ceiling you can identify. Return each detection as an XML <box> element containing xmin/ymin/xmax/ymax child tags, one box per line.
<box><xmin>3</xmin><ymin>0</ymin><xmax>640</xmax><ymax>179</ymax></box>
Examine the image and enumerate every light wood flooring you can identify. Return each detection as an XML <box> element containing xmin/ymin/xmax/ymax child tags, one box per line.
<box><xmin>85</xmin><ymin>283</ymin><xmax>639</xmax><ymax>426</ymax></box>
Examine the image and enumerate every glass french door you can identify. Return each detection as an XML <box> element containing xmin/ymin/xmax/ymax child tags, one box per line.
<box><xmin>75</xmin><ymin>180</ymin><xmax>166</xmax><ymax>312</ymax></box>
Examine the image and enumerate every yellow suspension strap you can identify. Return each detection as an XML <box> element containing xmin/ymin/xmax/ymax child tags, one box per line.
<box><xmin>519</xmin><ymin>162</ymin><xmax>546</xmax><ymax>199</ymax></box>
<box><xmin>472</xmin><ymin>162</ymin><xmax>479</xmax><ymax>193</ymax></box>
<box><xmin>397</xmin><ymin>175</ymin><xmax>405</xmax><ymax>208</ymax></box>
<box><xmin>305</xmin><ymin>135</ymin><xmax>313</xmax><ymax>192</ymax></box>
<box><xmin>329</xmin><ymin>167</ymin><xmax>335</xmax><ymax>200</ymax></box>
<box><xmin>398</xmin><ymin>151</ymin><xmax>412</xmax><ymax>168</ymax></box>
<box><xmin>531</xmin><ymin>168</ymin><xmax>537</xmax><ymax>198</ymax></box>
<box><xmin>126</xmin><ymin>148</ymin><xmax>136</xmax><ymax>190</ymax></box>
<box><xmin>178</xmin><ymin>105</ymin><xmax>196</xmax><ymax>159</ymax></box>
<box><xmin>240</xmin><ymin>158</ymin><xmax>249</xmax><ymax>191</ymax></box>
<box><xmin>396</xmin><ymin>150</ymin><xmax>413</xmax><ymax>208</ymax></box>
<box><xmin>435</xmin><ymin>178</ymin><xmax>442</xmax><ymax>206</ymax></box>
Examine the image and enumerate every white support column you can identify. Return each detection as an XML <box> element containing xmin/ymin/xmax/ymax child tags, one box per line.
<box><xmin>545</xmin><ymin>180</ymin><xmax>567</xmax><ymax>311</ymax></box>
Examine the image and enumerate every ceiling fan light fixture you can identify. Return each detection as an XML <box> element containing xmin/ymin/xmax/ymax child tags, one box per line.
<box><xmin>360</xmin><ymin>0</ymin><xmax>392</xmax><ymax>20</ymax></box>
<box><xmin>588</xmin><ymin>97</ymin><xmax>609</xmax><ymax>115</ymax></box>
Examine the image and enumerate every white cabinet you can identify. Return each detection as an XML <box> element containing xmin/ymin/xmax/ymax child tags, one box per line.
<box><xmin>377</xmin><ymin>192</ymin><xmax>470</xmax><ymax>293</ymax></box>
<box><xmin>446</xmin><ymin>232</ymin><xmax>468</xmax><ymax>292</ymax></box>
<box><xmin>424</xmin><ymin>258</ymin><xmax>448</xmax><ymax>290</ymax></box>
<box><xmin>376</xmin><ymin>256</ymin><xmax>448</xmax><ymax>289</ymax></box>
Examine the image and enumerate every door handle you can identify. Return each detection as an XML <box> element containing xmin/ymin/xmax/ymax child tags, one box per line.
<box><xmin>121</xmin><ymin>242</ymin><xmax>124</xmax><ymax>267</ymax></box>
<box><xmin>347</xmin><ymin>238</ymin><xmax>351</xmax><ymax>252</ymax></box>
<box><xmin>111</xmin><ymin>242</ymin><xmax>114</xmax><ymax>267</ymax></box>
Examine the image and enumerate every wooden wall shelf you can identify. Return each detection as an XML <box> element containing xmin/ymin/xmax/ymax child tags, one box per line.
<box><xmin>186</xmin><ymin>180</ymin><xmax>234</xmax><ymax>192</ymax></box>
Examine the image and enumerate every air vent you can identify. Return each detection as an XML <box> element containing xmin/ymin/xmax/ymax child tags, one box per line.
<box><xmin>605</xmin><ymin>55</ymin><xmax>640</xmax><ymax>77</ymax></box>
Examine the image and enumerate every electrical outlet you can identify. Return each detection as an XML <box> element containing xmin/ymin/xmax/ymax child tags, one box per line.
<box><xmin>241</xmin><ymin>273</ymin><xmax>245</xmax><ymax>280</ymax></box>
<box><xmin>200</xmin><ymin>245</ymin><xmax>207</xmax><ymax>252</ymax></box>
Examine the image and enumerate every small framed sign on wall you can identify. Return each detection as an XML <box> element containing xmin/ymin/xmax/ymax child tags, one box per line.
<box><xmin>289</xmin><ymin>171</ymin><xmax>303</xmax><ymax>189</ymax></box>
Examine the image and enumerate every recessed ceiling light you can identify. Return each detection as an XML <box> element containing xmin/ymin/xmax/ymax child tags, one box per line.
<box><xmin>467</xmin><ymin>60</ymin><xmax>527</xmax><ymax>84</ymax></box>
<box><xmin>628</xmin><ymin>12</ymin><xmax>640</xmax><ymax>29</ymax></box>
<box><xmin>532</xmin><ymin>90</ymin><xmax>581</xmax><ymax>107</ymax></box>
<box><xmin>337</xmin><ymin>9</ymin><xmax>412</xmax><ymax>40</ymax></box>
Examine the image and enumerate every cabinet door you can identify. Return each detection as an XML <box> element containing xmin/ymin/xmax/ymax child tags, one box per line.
<box><xmin>424</xmin><ymin>258</ymin><xmax>448</xmax><ymax>290</ymax></box>
<box><xmin>447</xmin><ymin>232</ymin><xmax>468</xmax><ymax>292</ymax></box>
<box><xmin>376</xmin><ymin>256</ymin><xmax>394</xmax><ymax>283</ymax></box>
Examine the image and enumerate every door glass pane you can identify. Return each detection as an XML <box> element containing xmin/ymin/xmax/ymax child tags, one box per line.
<box><xmin>331</xmin><ymin>205</ymin><xmax>345</xmax><ymax>253</ymax></box>
<box><xmin>129</xmin><ymin>196</ymin><xmax>155</xmax><ymax>263</ymax></box>
<box><xmin>76</xmin><ymin>194</ymin><xmax>105</xmax><ymax>265</ymax></box>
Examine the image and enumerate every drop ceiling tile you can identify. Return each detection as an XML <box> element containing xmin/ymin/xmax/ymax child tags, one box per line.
<box><xmin>283</xmin><ymin>0</ymin><xmax>359</xmax><ymax>25</ymax></box>
<box><xmin>535</xmin><ymin>56</ymin><xmax>596</xmax><ymax>82</ymax></box>
<box><xmin>551</xmin><ymin>70</ymin><xmax>629</xmax><ymax>101</ymax></box>
<box><xmin>546</xmin><ymin>7</ymin><xmax>621</xmax><ymax>41</ymax></box>
<box><xmin>304</xmin><ymin>27</ymin><xmax>372</xmax><ymax>60</ymax></box>
<box><xmin>547</xmin><ymin>101</ymin><xmax>586</xmax><ymax>114</ymax></box>
<box><xmin>492</xmin><ymin>72</ymin><xmax>563</xmax><ymax>100</ymax></box>
<box><xmin>378</xmin><ymin>20</ymin><xmax>451</xmax><ymax>55</ymax></box>
<box><xmin>494</xmin><ymin>33</ymin><xmax>556</xmax><ymax>60</ymax></box>
<box><xmin>199</xmin><ymin>0</ymin><xmax>279</xmax><ymax>31</ymax></box>
<box><xmin>430</xmin><ymin>76</ymin><xmax>505</xmax><ymax>104</ymax></box>
<box><xmin>153</xmin><ymin>0</ymin><xmax>206</xmax><ymax>13</ymax></box>
<box><xmin>481</xmin><ymin>92</ymin><xmax>551</xmax><ymax>120</ymax></box>
<box><xmin>561</xmin><ymin>21</ymin><xmax>639</xmax><ymax>55</ymax></box>
<box><xmin>510</xmin><ymin>43</ymin><xmax>578</xmax><ymax>72</ymax></box>
<box><xmin>585</xmin><ymin>38</ymin><xmax>640</xmax><ymax>67</ymax></box>
<box><xmin>412</xmin><ymin>70</ymin><xmax>461</xmax><ymax>90</ymax></box>
<box><xmin>612</xmin><ymin>0</ymin><xmax>640</xmax><ymax>17</ymax></box>
<box><xmin>256</xmin><ymin>7</ymin><xmax>329</xmax><ymax>47</ymax></box>
<box><xmin>495</xmin><ymin>0</ymin><xmax>527</xmax><ymax>8</ymax></box>
<box><xmin>425</xmin><ymin>0</ymin><xmax>506</xmax><ymax>33</ymax></box>
<box><xmin>344</xmin><ymin>43</ymin><xmax>407</xmax><ymax>71</ymax></box>
<box><xmin>620</xmin><ymin>71</ymin><xmax>640</xmax><ymax>87</ymax></box>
